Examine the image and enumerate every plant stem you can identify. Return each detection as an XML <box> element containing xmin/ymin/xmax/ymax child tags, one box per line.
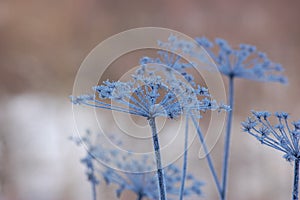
<box><xmin>179</xmin><ymin>115</ymin><xmax>189</xmax><ymax>200</ymax></box>
<box><xmin>221</xmin><ymin>77</ymin><xmax>234</xmax><ymax>200</ymax></box>
<box><xmin>148</xmin><ymin>117</ymin><xmax>167</xmax><ymax>200</ymax></box>
<box><xmin>137</xmin><ymin>193</ymin><xmax>143</xmax><ymax>200</ymax></box>
<box><xmin>92</xmin><ymin>181</ymin><xmax>97</xmax><ymax>200</ymax></box>
<box><xmin>88</xmin><ymin>156</ymin><xmax>97</xmax><ymax>200</ymax></box>
<box><xmin>293</xmin><ymin>159</ymin><xmax>299</xmax><ymax>200</ymax></box>
<box><xmin>191</xmin><ymin>115</ymin><xmax>222</xmax><ymax>198</ymax></box>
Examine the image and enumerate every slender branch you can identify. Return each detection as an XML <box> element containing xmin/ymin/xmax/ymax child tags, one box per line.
<box><xmin>221</xmin><ymin>76</ymin><xmax>234</xmax><ymax>200</ymax></box>
<box><xmin>85</xmin><ymin>155</ymin><xmax>97</xmax><ymax>200</ymax></box>
<box><xmin>179</xmin><ymin>115</ymin><xmax>189</xmax><ymax>200</ymax></box>
<box><xmin>137</xmin><ymin>193</ymin><xmax>143</xmax><ymax>200</ymax></box>
<box><xmin>148</xmin><ymin>117</ymin><xmax>167</xmax><ymax>200</ymax></box>
<box><xmin>92</xmin><ymin>181</ymin><xmax>97</xmax><ymax>200</ymax></box>
<box><xmin>191</xmin><ymin>115</ymin><xmax>222</xmax><ymax>197</ymax></box>
<box><xmin>293</xmin><ymin>159</ymin><xmax>299</xmax><ymax>200</ymax></box>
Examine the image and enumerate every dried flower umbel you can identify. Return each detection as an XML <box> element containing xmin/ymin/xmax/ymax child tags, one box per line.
<box><xmin>71</xmin><ymin>64</ymin><xmax>221</xmax><ymax>200</ymax></box>
<box><xmin>243</xmin><ymin>111</ymin><xmax>300</xmax><ymax>200</ymax></box>
<box><xmin>155</xmin><ymin>35</ymin><xmax>287</xmax><ymax>200</ymax></box>
<box><xmin>195</xmin><ymin>37</ymin><xmax>287</xmax><ymax>83</ymax></box>
<box><xmin>196</xmin><ymin>37</ymin><xmax>288</xmax><ymax>200</ymax></box>
<box><xmin>71</xmin><ymin>34</ymin><xmax>289</xmax><ymax>200</ymax></box>
<box><xmin>71</xmin><ymin>131</ymin><xmax>204</xmax><ymax>200</ymax></box>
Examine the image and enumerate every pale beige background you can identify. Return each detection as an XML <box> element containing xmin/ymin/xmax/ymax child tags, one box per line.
<box><xmin>1</xmin><ymin>0</ymin><xmax>300</xmax><ymax>199</ymax></box>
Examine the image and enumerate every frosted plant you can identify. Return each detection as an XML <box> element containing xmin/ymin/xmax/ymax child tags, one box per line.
<box><xmin>196</xmin><ymin>37</ymin><xmax>287</xmax><ymax>83</ymax></box>
<box><xmin>195</xmin><ymin>37</ymin><xmax>288</xmax><ymax>200</ymax></box>
<box><xmin>147</xmin><ymin>35</ymin><xmax>287</xmax><ymax>199</ymax></box>
<box><xmin>139</xmin><ymin>35</ymin><xmax>198</xmax><ymax>85</ymax></box>
<box><xmin>71</xmin><ymin>65</ymin><xmax>221</xmax><ymax>200</ymax></box>
<box><xmin>71</xmin><ymin>131</ymin><xmax>204</xmax><ymax>200</ymax></box>
<box><xmin>242</xmin><ymin>111</ymin><xmax>300</xmax><ymax>200</ymax></box>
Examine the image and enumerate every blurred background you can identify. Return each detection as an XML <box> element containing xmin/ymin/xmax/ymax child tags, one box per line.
<box><xmin>1</xmin><ymin>0</ymin><xmax>300</xmax><ymax>199</ymax></box>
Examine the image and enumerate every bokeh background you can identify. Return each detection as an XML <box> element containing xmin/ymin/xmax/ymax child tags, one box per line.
<box><xmin>1</xmin><ymin>0</ymin><xmax>300</xmax><ymax>199</ymax></box>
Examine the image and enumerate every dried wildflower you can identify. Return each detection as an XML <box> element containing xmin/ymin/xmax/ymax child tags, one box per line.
<box><xmin>195</xmin><ymin>36</ymin><xmax>288</xmax><ymax>199</ymax></box>
<box><xmin>132</xmin><ymin>36</ymin><xmax>230</xmax><ymax>199</ymax></box>
<box><xmin>71</xmin><ymin>65</ymin><xmax>219</xmax><ymax>120</ymax></box>
<box><xmin>71</xmin><ymin>64</ymin><xmax>219</xmax><ymax>200</ymax></box>
<box><xmin>139</xmin><ymin>35</ymin><xmax>198</xmax><ymax>85</ymax></box>
<box><xmin>71</xmin><ymin>131</ymin><xmax>204</xmax><ymax>200</ymax></box>
<box><xmin>243</xmin><ymin>111</ymin><xmax>300</xmax><ymax>200</ymax></box>
<box><xmin>243</xmin><ymin>111</ymin><xmax>300</xmax><ymax>162</ymax></box>
<box><xmin>196</xmin><ymin>37</ymin><xmax>287</xmax><ymax>83</ymax></box>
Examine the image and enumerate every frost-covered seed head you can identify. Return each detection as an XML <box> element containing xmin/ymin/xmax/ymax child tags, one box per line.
<box><xmin>242</xmin><ymin>111</ymin><xmax>300</xmax><ymax>162</ymax></box>
<box><xmin>196</xmin><ymin>37</ymin><xmax>288</xmax><ymax>83</ymax></box>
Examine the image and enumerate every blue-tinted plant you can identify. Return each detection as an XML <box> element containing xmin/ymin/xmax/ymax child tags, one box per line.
<box><xmin>70</xmin><ymin>132</ymin><xmax>99</xmax><ymax>200</ymax></box>
<box><xmin>70</xmin><ymin>34</ymin><xmax>289</xmax><ymax>200</ymax></box>
<box><xmin>242</xmin><ymin>111</ymin><xmax>300</xmax><ymax>200</ymax></box>
<box><xmin>71</xmin><ymin>64</ymin><xmax>220</xmax><ymax>200</ymax></box>
<box><xmin>195</xmin><ymin>37</ymin><xmax>287</xmax><ymax>200</ymax></box>
<box><xmin>80</xmin><ymin>154</ymin><xmax>99</xmax><ymax>200</ymax></box>
<box><xmin>153</xmin><ymin>35</ymin><xmax>287</xmax><ymax>199</ymax></box>
<box><xmin>140</xmin><ymin>36</ymin><xmax>229</xmax><ymax>199</ymax></box>
<box><xmin>139</xmin><ymin>35</ymin><xmax>197</xmax><ymax>86</ymax></box>
<box><xmin>71</xmin><ymin>131</ymin><xmax>204</xmax><ymax>200</ymax></box>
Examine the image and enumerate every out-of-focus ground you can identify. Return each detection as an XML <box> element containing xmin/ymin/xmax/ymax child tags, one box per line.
<box><xmin>1</xmin><ymin>0</ymin><xmax>300</xmax><ymax>200</ymax></box>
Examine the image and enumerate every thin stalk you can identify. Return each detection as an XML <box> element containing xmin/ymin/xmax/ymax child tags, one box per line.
<box><xmin>148</xmin><ymin>117</ymin><xmax>167</xmax><ymax>200</ymax></box>
<box><xmin>179</xmin><ymin>115</ymin><xmax>189</xmax><ymax>200</ymax></box>
<box><xmin>88</xmin><ymin>157</ymin><xmax>97</xmax><ymax>200</ymax></box>
<box><xmin>137</xmin><ymin>193</ymin><xmax>143</xmax><ymax>200</ymax></box>
<box><xmin>92</xmin><ymin>182</ymin><xmax>96</xmax><ymax>200</ymax></box>
<box><xmin>293</xmin><ymin>159</ymin><xmax>299</xmax><ymax>200</ymax></box>
<box><xmin>221</xmin><ymin>77</ymin><xmax>234</xmax><ymax>200</ymax></box>
<box><xmin>191</xmin><ymin>115</ymin><xmax>222</xmax><ymax>197</ymax></box>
